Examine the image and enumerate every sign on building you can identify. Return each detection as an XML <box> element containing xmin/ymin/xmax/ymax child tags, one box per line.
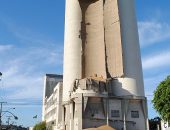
<box><xmin>161</xmin><ymin>121</ymin><xmax>170</xmax><ymax>130</ymax></box>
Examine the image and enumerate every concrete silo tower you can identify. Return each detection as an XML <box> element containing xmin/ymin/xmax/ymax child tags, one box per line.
<box><xmin>62</xmin><ymin>0</ymin><xmax>148</xmax><ymax>129</ymax></box>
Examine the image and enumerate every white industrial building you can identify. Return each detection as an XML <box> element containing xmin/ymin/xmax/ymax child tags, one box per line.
<box><xmin>42</xmin><ymin>0</ymin><xmax>149</xmax><ymax>130</ymax></box>
<box><xmin>42</xmin><ymin>74</ymin><xmax>63</xmax><ymax>129</ymax></box>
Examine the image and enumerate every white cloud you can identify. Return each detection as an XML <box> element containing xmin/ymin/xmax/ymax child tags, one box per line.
<box><xmin>0</xmin><ymin>45</ymin><xmax>13</xmax><ymax>52</ymax></box>
<box><xmin>138</xmin><ymin>21</ymin><xmax>170</xmax><ymax>47</ymax></box>
<box><xmin>2</xmin><ymin>99</ymin><xmax>42</xmax><ymax>108</ymax></box>
<box><xmin>0</xmin><ymin>45</ymin><xmax>63</xmax><ymax>100</ymax></box>
<box><xmin>142</xmin><ymin>51</ymin><xmax>170</xmax><ymax>70</ymax></box>
<box><xmin>0</xmin><ymin>16</ymin><xmax>63</xmax><ymax>101</ymax></box>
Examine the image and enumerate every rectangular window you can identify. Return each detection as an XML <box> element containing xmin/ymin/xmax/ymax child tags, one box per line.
<box><xmin>131</xmin><ymin>111</ymin><xmax>139</xmax><ymax>118</ymax></box>
<box><xmin>111</xmin><ymin>110</ymin><xmax>120</xmax><ymax>117</ymax></box>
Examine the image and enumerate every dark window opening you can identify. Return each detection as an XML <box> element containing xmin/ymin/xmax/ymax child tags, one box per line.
<box><xmin>111</xmin><ymin>110</ymin><xmax>120</xmax><ymax>117</ymax></box>
<box><xmin>131</xmin><ymin>111</ymin><xmax>139</xmax><ymax>118</ymax></box>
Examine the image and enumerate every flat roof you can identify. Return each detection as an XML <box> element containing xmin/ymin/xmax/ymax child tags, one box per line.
<box><xmin>46</xmin><ymin>74</ymin><xmax>63</xmax><ymax>78</ymax></box>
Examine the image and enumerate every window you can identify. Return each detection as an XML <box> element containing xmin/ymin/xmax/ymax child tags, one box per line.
<box><xmin>131</xmin><ymin>111</ymin><xmax>139</xmax><ymax>118</ymax></box>
<box><xmin>111</xmin><ymin>110</ymin><xmax>120</xmax><ymax>117</ymax></box>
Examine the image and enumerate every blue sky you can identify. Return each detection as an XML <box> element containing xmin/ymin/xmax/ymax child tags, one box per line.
<box><xmin>0</xmin><ymin>0</ymin><xmax>170</xmax><ymax>127</ymax></box>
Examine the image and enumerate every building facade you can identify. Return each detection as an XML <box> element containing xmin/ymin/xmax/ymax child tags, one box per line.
<box><xmin>43</xmin><ymin>0</ymin><xmax>148</xmax><ymax>130</ymax></box>
<box><xmin>62</xmin><ymin>0</ymin><xmax>148</xmax><ymax>129</ymax></box>
<box><xmin>42</xmin><ymin>74</ymin><xmax>63</xmax><ymax>129</ymax></box>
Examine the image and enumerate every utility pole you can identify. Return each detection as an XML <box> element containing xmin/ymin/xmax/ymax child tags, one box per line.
<box><xmin>0</xmin><ymin>102</ymin><xmax>7</xmax><ymax>130</ymax></box>
<box><xmin>6</xmin><ymin>116</ymin><xmax>12</xmax><ymax>126</ymax></box>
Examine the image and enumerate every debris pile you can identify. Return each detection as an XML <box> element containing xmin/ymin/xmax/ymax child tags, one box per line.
<box><xmin>84</xmin><ymin>125</ymin><xmax>116</xmax><ymax>130</ymax></box>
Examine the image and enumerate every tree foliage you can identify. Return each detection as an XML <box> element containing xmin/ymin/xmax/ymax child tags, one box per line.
<box><xmin>33</xmin><ymin>121</ymin><xmax>46</xmax><ymax>130</ymax></box>
<box><xmin>152</xmin><ymin>76</ymin><xmax>170</xmax><ymax>122</ymax></box>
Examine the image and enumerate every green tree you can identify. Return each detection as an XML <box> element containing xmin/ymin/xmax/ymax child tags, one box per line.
<box><xmin>33</xmin><ymin>121</ymin><xmax>46</xmax><ymax>130</ymax></box>
<box><xmin>152</xmin><ymin>76</ymin><xmax>170</xmax><ymax>123</ymax></box>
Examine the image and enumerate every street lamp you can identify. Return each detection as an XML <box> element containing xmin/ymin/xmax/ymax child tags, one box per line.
<box><xmin>8</xmin><ymin>108</ymin><xmax>15</xmax><ymax>110</ymax></box>
<box><xmin>0</xmin><ymin>72</ymin><xmax>2</xmax><ymax>81</ymax></box>
<box><xmin>2</xmin><ymin>108</ymin><xmax>16</xmax><ymax>117</ymax></box>
<box><xmin>0</xmin><ymin>106</ymin><xmax>18</xmax><ymax>130</ymax></box>
<box><xmin>6</xmin><ymin>108</ymin><xmax>15</xmax><ymax>111</ymax></box>
<box><xmin>1</xmin><ymin>110</ymin><xmax>18</xmax><ymax>129</ymax></box>
<box><xmin>2</xmin><ymin>111</ymin><xmax>18</xmax><ymax>120</ymax></box>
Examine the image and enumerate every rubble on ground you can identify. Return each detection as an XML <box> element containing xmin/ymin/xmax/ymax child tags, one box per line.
<box><xmin>84</xmin><ymin>125</ymin><xmax>116</xmax><ymax>130</ymax></box>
